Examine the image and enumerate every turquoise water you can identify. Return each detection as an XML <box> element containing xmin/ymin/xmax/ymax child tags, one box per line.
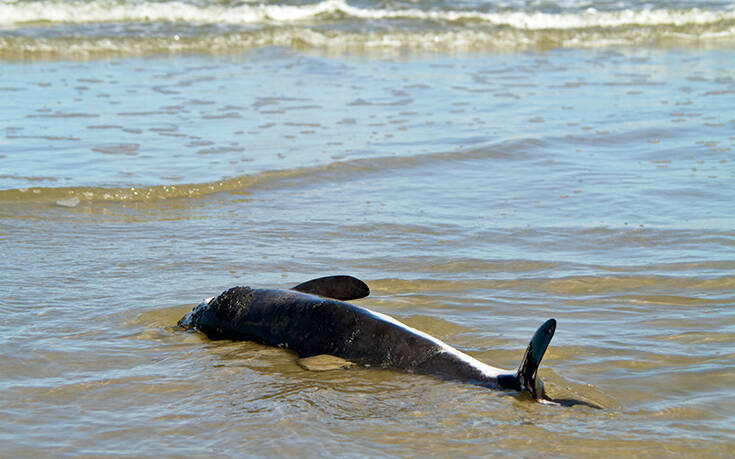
<box><xmin>2</xmin><ymin>0</ymin><xmax>735</xmax><ymax>456</ymax></box>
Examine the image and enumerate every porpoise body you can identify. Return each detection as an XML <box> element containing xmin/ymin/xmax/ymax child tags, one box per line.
<box><xmin>179</xmin><ymin>275</ymin><xmax>557</xmax><ymax>401</ymax></box>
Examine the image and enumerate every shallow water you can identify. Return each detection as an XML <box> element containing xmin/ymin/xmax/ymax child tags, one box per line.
<box><xmin>2</xmin><ymin>0</ymin><xmax>735</xmax><ymax>456</ymax></box>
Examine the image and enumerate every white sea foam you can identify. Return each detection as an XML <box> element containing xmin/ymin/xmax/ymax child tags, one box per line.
<box><xmin>2</xmin><ymin>0</ymin><xmax>734</xmax><ymax>58</ymax></box>
<box><xmin>1</xmin><ymin>0</ymin><xmax>734</xmax><ymax>29</ymax></box>
<box><xmin>2</xmin><ymin>25</ymin><xmax>732</xmax><ymax>60</ymax></box>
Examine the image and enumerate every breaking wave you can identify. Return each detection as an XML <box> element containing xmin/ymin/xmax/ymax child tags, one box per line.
<box><xmin>2</xmin><ymin>0</ymin><xmax>735</xmax><ymax>29</ymax></box>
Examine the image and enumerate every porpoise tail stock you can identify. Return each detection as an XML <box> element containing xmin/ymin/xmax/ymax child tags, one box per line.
<box><xmin>179</xmin><ymin>275</ymin><xmax>584</xmax><ymax>406</ymax></box>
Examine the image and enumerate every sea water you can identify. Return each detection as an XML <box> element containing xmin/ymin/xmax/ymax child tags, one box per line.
<box><xmin>1</xmin><ymin>1</ymin><xmax>734</xmax><ymax>456</ymax></box>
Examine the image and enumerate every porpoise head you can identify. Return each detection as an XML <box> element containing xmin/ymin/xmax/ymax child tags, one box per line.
<box><xmin>177</xmin><ymin>298</ymin><xmax>211</xmax><ymax>329</ymax></box>
<box><xmin>178</xmin><ymin>286</ymin><xmax>256</xmax><ymax>329</ymax></box>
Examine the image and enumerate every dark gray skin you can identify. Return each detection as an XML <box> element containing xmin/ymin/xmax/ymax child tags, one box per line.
<box><xmin>178</xmin><ymin>276</ymin><xmax>564</xmax><ymax>402</ymax></box>
<box><xmin>180</xmin><ymin>287</ymin><xmax>506</xmax><ymax>387</ymax></box>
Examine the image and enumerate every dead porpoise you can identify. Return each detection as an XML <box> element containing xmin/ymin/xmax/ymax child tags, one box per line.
<box><xmin>178</xmin><ymin>275</ymin><xmax>561</xmax><ymax>403</ymax></box>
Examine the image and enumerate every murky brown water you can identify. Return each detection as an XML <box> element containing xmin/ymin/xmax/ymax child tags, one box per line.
<box><xmin>2</xmin><ymin>41</ymin><xmax>735</xmax><ymax>456</ymax></box>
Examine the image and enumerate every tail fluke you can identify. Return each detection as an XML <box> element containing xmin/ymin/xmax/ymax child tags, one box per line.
<box><xmin>497</xmin><ymin>318</ymin><xmax>556</xmax><ymax>399</ymax></box>
<box><xmin>517</xmin><ymin>318</ymin><xmax>556</xmax><ymax>398</ymax></box>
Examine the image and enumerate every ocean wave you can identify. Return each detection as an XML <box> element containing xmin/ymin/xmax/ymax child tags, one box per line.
<box><xmin>2</xmin><ymin>0</ymin><xmax>734</xmax><ymax>57</ymax></box>
<box><xmin>2</xmin><ymin>25</ymin><xmax>733</xmax><ymax>59</ymax></box>
<box><xmin>0</xmin><ymin>145</ymin><xmax>529</xmax><ymax>203</ymax></box>
<box><xmin>0</xmin><ymin>174</ymin><xmax>259</xmax><ymax>204</ymax></box>
<box><xmin>1</xmin><ymin>0</ymin><xmax>734</xmax><ymax>29</ymax></box>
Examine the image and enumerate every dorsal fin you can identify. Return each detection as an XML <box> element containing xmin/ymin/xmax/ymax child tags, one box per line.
<box><xmin>291</xmin><ymin>275</ymin><xmax>370</xmax><ymax>301</ymax></box>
